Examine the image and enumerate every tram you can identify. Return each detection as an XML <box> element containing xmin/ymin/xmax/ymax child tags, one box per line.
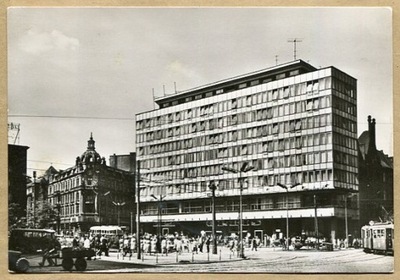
<box><xmin>361</xmin><ymin>222</ymin><xmax>394</xmax><ymax>255</ymax></box>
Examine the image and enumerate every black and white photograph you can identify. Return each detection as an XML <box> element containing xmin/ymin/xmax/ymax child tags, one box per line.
<box><xmin>6</xmin><ymin>4</ymin><xmax>395</xmax><ymax>275</ymax></box>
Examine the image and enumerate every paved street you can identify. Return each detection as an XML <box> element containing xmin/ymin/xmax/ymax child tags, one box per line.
<box><xmin>21</xmin><ymin>246</ymin><xmax>393</xmax><ymax>274</ymax></box>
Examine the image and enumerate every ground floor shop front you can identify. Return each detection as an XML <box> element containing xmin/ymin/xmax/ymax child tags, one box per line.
<box><xmin>140</xmin><ymin>207</ymin><xmax>360</xmax><ymax>244</ymax></box>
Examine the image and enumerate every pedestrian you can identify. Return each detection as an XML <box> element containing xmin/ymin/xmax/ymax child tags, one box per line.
<box><xmin>199</xmin><ymin>236</ymin><xmax>205</xmax><ymax>253</ymax></box>
<box><xmin>39</xmin><ymin>235</ymin><xmax>61</xmax><ymax>267</ymax></box>
<box><xmin>205</xmin><ymin>236</ymin><xmax>211</xmax><ymax>253</ymax></box>
<box><xmin>72</xmin><ymin>236</ymin><xmax>80</xmax><ymax>248</ymax></box>
<box><xmin>130</xmin><ymin>235</ymin><xmax>137</xmax><ymax>254</ymax></box>
<box><xmin>150</xmin><ymin>236</ymin><xmax>157</xmax><ymax>255</ymax></box>
<box><xmin>252</xmin><ymin>238</ymin><xmax>258</xmax><ymax>251</ymax></box>
<box><xmin>83</xmin><ymin>237</ymin><xmax>93</xmax><ymax>260</ymax></box>
<box><xmin>229</xmin><ymin>239</ymin><xmax>235</xmax><ymax>252</ymax></box>
<box><xmin>101</xmin><ymin>236</ymin><xmax>109</xmax><ymax>256</ymax></box>
<box><xmin>161</xmin><ymin>238</ymin><xmax>167</xmax><ymax>255</ymax></box>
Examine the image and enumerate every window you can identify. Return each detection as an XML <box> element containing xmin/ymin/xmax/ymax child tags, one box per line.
<box><xmin>272</xmin><ymin>123</ymin><xmax>279</xmax><ymax>134</ymax></box>
<box><xmin>231</xmin><ymin>98</ymin><xmax>237</xmax><ymax>109</ymax></box>
<box><xmin>283</xmin><ymin>87</ymin><xmax>290</xmax><ymax>99</ymax></box>
<box><xmin>276</xmin><ymin>73</ymin><xmax>286</xmax><ymax>79</ymax></box>
<box><xmin>251</xmin><ymin>80</ymin><xmax>260</xmax><ymax>86</ymax></box>
<box><xmin>272</xmin><ymin>90</ymin><xmax>278</xmax><ymax>100</ymax></box>
<box><xmin>246</xmin><ymin>95</ymin><xmax>252</xmax><ymax>106</ymax></box>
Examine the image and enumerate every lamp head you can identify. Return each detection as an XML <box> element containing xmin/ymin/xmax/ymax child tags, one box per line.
<box><xmin>240</xmin><ymin>162</ymin><xmax>254</xmax><ymax>173</ymax></box>
<box><xmin>277</xmin><ymin>183</ymin><xmax>287</xmax><ymax>189</ymax></box>
<box><xmin>221</xmin><ymin>166</ymin><xmax>238</xmax><ymax>173</ymax></box>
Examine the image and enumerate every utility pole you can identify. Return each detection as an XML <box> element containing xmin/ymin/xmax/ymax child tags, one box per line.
<box><xmin>136</xmin><ymin>161</ymin><xmax>141</xmax><ymax>260</ymax></box>
<box><xmin>277</xmin><ymin>183</ymin><xmax>301</xmax><ymax>250</ymax></box>
<box><xmin>222</xmin><ymin>162</ymin><xmax>254</xmax><ymax>258</ymax></box>
<box><xmin>209</xmin><ymin>181</ymin><xmax>217</xmax><ymax>254</ymax></box>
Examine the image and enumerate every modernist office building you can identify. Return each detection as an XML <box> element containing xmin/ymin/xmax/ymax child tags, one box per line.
<box><xmin>136</xmin><ymin>60</ymin><xmax>359</xmax><ymax>242</ymax></box>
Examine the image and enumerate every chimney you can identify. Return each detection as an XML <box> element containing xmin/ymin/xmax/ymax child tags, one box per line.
<box><xmin>367</xmin><ymin>115</ymin><xmax>377</xmax><ymax>152</ymax></box>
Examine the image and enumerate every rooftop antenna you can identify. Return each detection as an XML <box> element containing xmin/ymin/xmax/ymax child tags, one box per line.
<box><xmin>163</xmin><ymin>85</ymin><xmax>166</xmax><ymax>96</ymax></box>
<box><xmin>275</xmin><ymin>55</ymin><xmax>279</xmax><ymax>66</ymax></box>
<box><xmin>174</xmin><ymin>82</ymin><xmax>177</xmax><ymax>93</ymax></box>
<box><xmin>287</xmin><ymin>38</ymin><xmax>303</xmax><ymax>61</ymax></box>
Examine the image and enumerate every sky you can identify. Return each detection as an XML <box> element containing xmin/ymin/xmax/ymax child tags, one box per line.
<box><xmin>7</xmin><ymin>7</ymin><xmax>393</xmax><ymax>176</ymax></box>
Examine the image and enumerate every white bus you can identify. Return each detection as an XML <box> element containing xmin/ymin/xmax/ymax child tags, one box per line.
<box><xmin>89</xmin><ymin>226</ymin><xmax>124</xmax><ymax>237</ymax></box>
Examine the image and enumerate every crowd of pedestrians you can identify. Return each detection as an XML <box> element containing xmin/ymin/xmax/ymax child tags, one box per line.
<box><xmin>55</xmin><ymin>230</ymin><xmax>361</xmax><ymax>262</ymax></box>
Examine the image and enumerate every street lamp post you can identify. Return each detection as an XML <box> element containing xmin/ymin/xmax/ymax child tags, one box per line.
<box><xmin>93</xmin><ymin>188</ymin><xmax>110</xmax><ymax>225</ymax></box>
<box><xmin>112</xmin><ymin>201</ymin><xmax>126</xmax><ymax>226</ymax></box>
<box><xmin>222</xmin><ymin>162</ymin><xmax>254</xmax><ymax>259</ymax></box>
<box><xmin>277</xmin><ymin>183</ymin><xmax>300</xmax><ymax>250</ymax></box>
<box><xmin>209</xmin><ymin>181</ymin><xmax>217</xmax><ymax>255</ymax></box>
<box><xmin>55</xmin><ymin>191</ymin><xmax>61</xmax><ymax>235</ymax></box>
<box><xmin>313</xmin><ymin>194</ymin><xmax>319</xmax><ymax>249</ymax></box>
<box><xmin>151</xmin><ymin>194</ymin><xmax>166</xmax><ymax>238</ymax></box>
<box><xmin>334</xmin><ymin>187</ymin><xmax>357</xmax><ymax>248</ymax></box>
<box><xmin>98</xmin><ymin>191</ymin><xmax>110</xmax><ymax>225</ymax></box>
<box><xmin>344</xmin><ymin>192</ymin><xmax>357</xmax><ymax>248</ymax></box>
<box><xmin>310</xmin><ymin>184</ymin><xmax>328</xmax><ymax>249</ymax></box>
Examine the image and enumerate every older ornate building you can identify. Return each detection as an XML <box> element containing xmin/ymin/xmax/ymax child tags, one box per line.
<box><xmin>358</xmin><ymin>116</ymin><xmax>393</xmax><ymax>226</ymax></box>
<box><xmin>27</xmin><ymin>134</ymin><xmax>135</xmax><ymax>234</ymax></box>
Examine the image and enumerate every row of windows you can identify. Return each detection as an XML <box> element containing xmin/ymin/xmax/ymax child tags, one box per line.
<box><xmin>332</xmin><ymin>95</ymin><xmax>356</xmax><ymax>115</ymax></box>
<box><xmin>142</xmin><ymin>195</ymin><xmax>301</xmax><ymax>215</ymax></box>
<box><xmin>141</xmin><ymin>150</ymin><xmax>357</xmax><ymax>178</ymax></box>
<box><xmin>48</xmin><ymin>200</ymin><xmax>80</xmax><ymax>217</ymax></box>
<box><xmin>137</xmin><ymin>112</ymin><xmax>334</xmax><ymax>144</ymax></box>
<box><xmin>142</xmin><ymin>191</ymin><xmax>357</xmax><ymax>215</ymax></box>
<box><xmin>49</xmin><ymin>177</ymin><xmax>81</xmax><ymax>195</ymax></box>
<box><xmin>139</xmin><ymin>76</ymin><xmax>356</xmax><ymax>130</ymax></box>
<box><xmin>333</xmin><ymin>134</ymin><xmax>358</xmax><ymax>150</ymax></box>
<box><xmin>138</xmin><ymin>91</ymin><xmax>333</xmax><ymax>131</ymax></box>
<box><xmin>333</xmin><ymin>114</ymin><xmax>357</xmax><ymax>133</ymax></box>
<box><xmin>159</xmin><ymin>71</ymin><xmax>312</xmax><ymax>108</ymax></box>
<box><xmin>49</xmin><ymin>193</ymin><xmax>80</xmax><ymax>205</ymax></box>
<box><xmin>141</xmin><ymin>132</ymin><xmax>334</xmax><ymax>157</ymax></box>
<box><xmin>140</xmin><ymin>168</ymin><xmax>357</xmax><ymax>198</ymax></box>
<box><xmin>160</xmin><ymin>69</ymin><xmax>306</xmax><ymax>108</ymax></box>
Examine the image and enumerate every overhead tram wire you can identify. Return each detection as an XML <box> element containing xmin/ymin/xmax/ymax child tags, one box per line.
<box><xmin>28</xmin><ymin>159</ymin><xmax>73</xmax><ymax>166</ymax></box>
<box><xmin>8</xmin><ymin>114</ymin><xmax>135</xmax><ymax>121</ymax></box>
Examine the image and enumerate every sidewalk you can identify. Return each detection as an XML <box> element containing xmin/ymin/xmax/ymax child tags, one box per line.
<box><xmin>96</xmin><ymin>245</ymin><xmax>354</xmax><ymax>266</ymax></box>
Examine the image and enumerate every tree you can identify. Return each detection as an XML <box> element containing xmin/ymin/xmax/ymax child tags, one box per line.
<box><xmin>8</xmin><ymin>203</ymin><xmax>26</xmax><ymax>231</ymax></box>
<box><xmin>35</xmin><ymin>201</ymin><xmax>58</xmax><ymax>229</ymax></box>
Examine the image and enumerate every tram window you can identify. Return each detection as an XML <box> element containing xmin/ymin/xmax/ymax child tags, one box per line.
<box><xmin>373</xmin><ymin>230</ymin><xmax>377</xmax><ymax>238</ymax></box>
